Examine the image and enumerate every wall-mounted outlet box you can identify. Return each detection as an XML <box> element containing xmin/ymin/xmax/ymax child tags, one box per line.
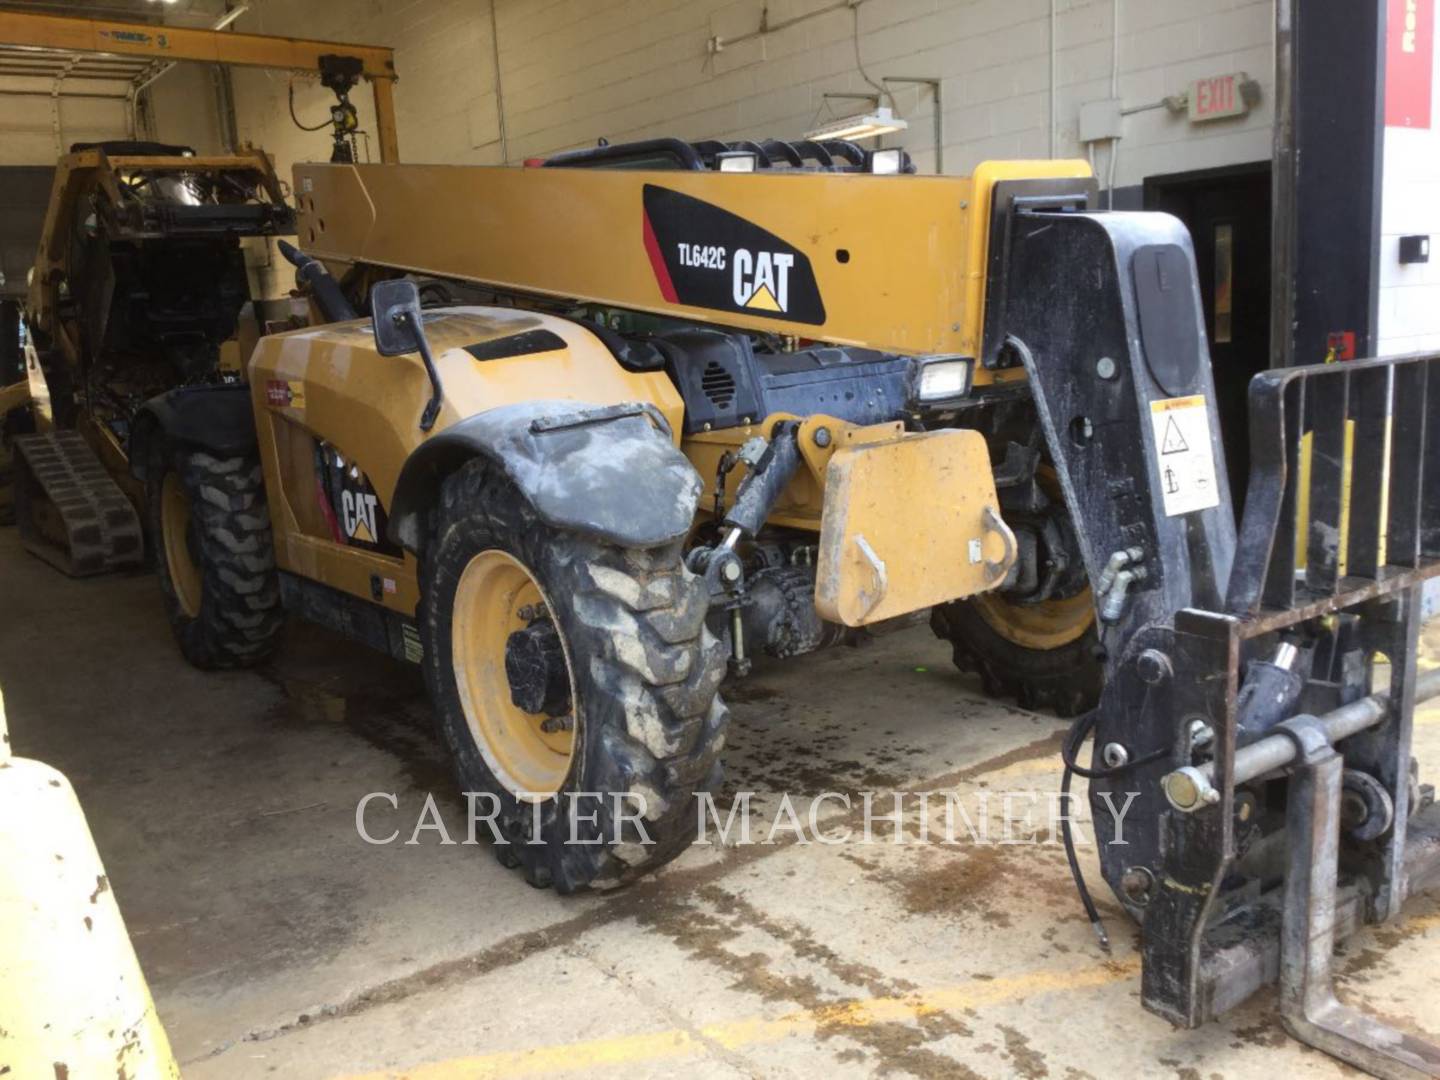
<box><xmin>1079</xmin><ymin>99</ymin><xmax>1123</xmax><ymax>144</ymax></box>
<box><xmin>1400</xmin><ymin>235</ymin><xmax>1431</xmax><ymax>264</ymax></box>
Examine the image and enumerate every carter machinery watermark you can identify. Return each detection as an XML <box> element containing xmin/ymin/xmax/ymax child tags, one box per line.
<box><xmin>354</xmin><ymin>789</ymin><xmax>1142</xmax><ymax>848</ymax></box>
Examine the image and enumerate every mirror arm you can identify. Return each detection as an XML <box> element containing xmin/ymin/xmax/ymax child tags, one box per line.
<box><xmin>396</xmin><ymin>312</ymin><xmax>444</xmax><ymax>431</ymax></box>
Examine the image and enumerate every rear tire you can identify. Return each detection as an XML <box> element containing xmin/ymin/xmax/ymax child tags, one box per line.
<box><xmin>419</xmin><ymin>459</ymin><xmax>728</xmax><ymax>892</ymax></box>
<box><xmin>148</xmin><ymin>446</ymin><xmax>285</xmax><ymax>669</ymax></box>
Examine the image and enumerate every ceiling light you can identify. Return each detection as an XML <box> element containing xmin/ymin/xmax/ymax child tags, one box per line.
<box><xmin>805</xmin><ymin>106</ymin><xmax>908</xmax><ymax>143</ymax></box>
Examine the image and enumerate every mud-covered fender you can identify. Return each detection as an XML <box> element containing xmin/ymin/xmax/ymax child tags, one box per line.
<box><xmin>389</xmin><ymin>400</ymin><xmax>703</xmax><ymax>553</ymax></box>
<box><xmin>128</xmin><ymin>383</ymin><xmax>257</xmax><ymax>484</ymax></box>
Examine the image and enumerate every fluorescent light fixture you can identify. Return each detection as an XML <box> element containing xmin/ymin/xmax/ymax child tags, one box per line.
<box><xmin>805</xmin><ymin>106</ymin><xmax>908</xmax><ymax>143</ymax></box>
<box><xmin>214</xmin><ymin>5</ymin><xmax>249</xmax><ymax>28</ymax></box>
<box><xmin>716</xmin><ymin>151</ymin><xmax>758</xmax><ymax>172</ymax></box>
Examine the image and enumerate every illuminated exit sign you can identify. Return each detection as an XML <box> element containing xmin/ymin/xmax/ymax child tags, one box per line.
<box><xmin>1188</xmin><ymin>72</ymin><xmax>1256</xmax><ymax>122</ymax></box>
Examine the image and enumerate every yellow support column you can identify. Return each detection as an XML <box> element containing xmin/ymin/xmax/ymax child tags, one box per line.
<box><xmin>0</xmin><ymin>688</ymin><xmax>180</xmax><ymax>1079</ymax></box>
<box><xmin>372</xmin><ymin>76</ymin><xmax>401</xmax><ymax>163</ymax></box>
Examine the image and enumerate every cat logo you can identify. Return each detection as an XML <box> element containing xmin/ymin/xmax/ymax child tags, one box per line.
<box><xmin>732</xmin><ymin>249</ymin><xmax>794</xmax><ymax>313</ymax></box>
<box><xmin>342</xmin><ymin>490</ymin><xmax>380</xmax><ymax>544</ymax></box>
<box><xmin>642</xmin><ymin>185</ymin><xmax>825</xmax><ymax>325</ymax></box>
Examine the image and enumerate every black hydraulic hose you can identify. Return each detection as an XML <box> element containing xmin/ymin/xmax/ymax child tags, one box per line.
<box><xmin>1060</xmin><ymin>712</ymin><xmax>1167</xmax><ymax>780</ymax></box>
<box><xmin>277</xmin><ymin>239</ymin><xmax>357</xmax><ymax>323</ymax></box>
<box><xmin>1058</xmin><ymin>706</ymin><xmax>1166</xmax><ymax>953</ymax></box>
<box><xmin>542</xmin><ymin>137</ymin><xmax>706</xmax><ymax>170</ymax></box>
<box><xmin>288</xmin><ymin>79</ymin><xmax>330</xmax><ymax>132</ymax></box>
<box><xmin>1060</xmin><ymin>723</ymin><xmax>1110</xmax><ymax>954</ymax></box>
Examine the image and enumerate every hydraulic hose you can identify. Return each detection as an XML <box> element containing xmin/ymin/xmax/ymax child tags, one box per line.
<box><xmin>277</xmin><ymin>239</ymin><xmax>357</xmax><ymax>323</ymax></box>
<box><xmin>1059</xmin><ymin>706</ymin><xmax>1166</xmax><ymax>953</ymax></box>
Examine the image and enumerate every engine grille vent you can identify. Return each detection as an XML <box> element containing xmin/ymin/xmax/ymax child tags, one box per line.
<box><xmin>700</xmin><ymin>359</ymin><xmax>737</xmax><ymax>410</ymax></box>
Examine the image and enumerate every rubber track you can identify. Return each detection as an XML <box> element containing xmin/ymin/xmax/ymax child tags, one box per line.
<box><xmin>13</xmin><ymin>431</ymin><xmax>142</xmax><ymax>576</ymax></box>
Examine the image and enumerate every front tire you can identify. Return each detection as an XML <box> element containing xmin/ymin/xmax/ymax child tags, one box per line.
<box><xmin>148</xmin><ymin>446</ymin><xmax>285</xmax><ymax>669</ymax></box>
<box><xmin>419</xmin><ymin>459</ymin><xmax>728</xmax><ymax>892</ymax></box>
<box><xmin>931</xmin><ymin>594</ymin><xmax>1101</xmax><ymax>717</ymax></box>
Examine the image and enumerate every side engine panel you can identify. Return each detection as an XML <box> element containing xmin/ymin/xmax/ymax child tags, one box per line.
<box><xmin>657</xmin><ymin>327</ymin><xmax>914</xmax><ymax>434</ymax></box>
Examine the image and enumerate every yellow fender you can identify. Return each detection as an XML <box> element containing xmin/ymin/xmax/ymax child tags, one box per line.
<box><xmin>0</xmin><ymin>688</ymin><xmax>179</xmax><ymax>1079</ymax></box>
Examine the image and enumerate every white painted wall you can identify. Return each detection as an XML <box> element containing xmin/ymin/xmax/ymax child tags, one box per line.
<box><xmin>145</xmin><ymin>63</ymin><xmax>228</xmax><ymax>155</ymax></box>
<box><xmin>221</xmin><ymin>0</ymin><xmax>1275</xmax><ymax>190</ymax></box>
<box><xmin>1378</xmin><ymin>12</ymin><xmax>1440</xmax><ymax>355</ymax></box>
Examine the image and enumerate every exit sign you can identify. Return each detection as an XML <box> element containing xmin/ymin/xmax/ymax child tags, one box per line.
<box><xmin>1189</xmin><ymin>72</ymin><xmax>1253</xmax><ymax>122</ymax></box>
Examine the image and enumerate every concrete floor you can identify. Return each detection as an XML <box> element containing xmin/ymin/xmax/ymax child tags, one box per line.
<box><xmin>4</xmin><ymin>525</ymin><xmax>1440</xmax><ymax>1080</ymax></box>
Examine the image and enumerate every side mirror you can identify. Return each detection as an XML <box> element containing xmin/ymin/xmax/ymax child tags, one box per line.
<box><xmin>369</xmin><ymin>278</ymin><xmax>444</xmax><ymax>431</ymax></box>
<box><xmin>371</xmin><ymin>278</ymin><xmax>424</xmax><ymax>356</ymax></box>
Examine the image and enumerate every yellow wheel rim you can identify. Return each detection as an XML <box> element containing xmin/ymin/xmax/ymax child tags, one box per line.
<box><xmin>451</xmin><ymin>549</ymin><xmax>577</xmax><ymax>801</ymax></box>
<box><xmin>161</xmin><ymin>472</ymin><xmax>203</xmax><ymax>619</ymax></box>
<box><xmin>973</xmin><ymin>464</ymin><xmax>1095</xmax><ymax>651</ymax></box>
<box><xmin>972</xmin><ymin>588</ymin><xmax>1095</xmax><ymax>651</ymax></box>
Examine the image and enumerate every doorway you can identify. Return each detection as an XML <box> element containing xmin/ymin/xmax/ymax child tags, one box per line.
<box><xmin>1144</xmin><ymin>162</ymin><xmax>1272</xmax><ymax>515</ymax></box>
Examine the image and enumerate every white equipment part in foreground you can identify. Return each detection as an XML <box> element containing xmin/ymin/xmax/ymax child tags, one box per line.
<box><xmin>0</xmin><ymin>686</ymin><xmax>179</xmax><ymax>1078</ymax></box>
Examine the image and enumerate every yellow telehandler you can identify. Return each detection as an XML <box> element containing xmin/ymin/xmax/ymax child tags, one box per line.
<box><xmin>129</xmin><ymin>137</ymin><xmax>1440</xmax><ymax>1076</ymax></box>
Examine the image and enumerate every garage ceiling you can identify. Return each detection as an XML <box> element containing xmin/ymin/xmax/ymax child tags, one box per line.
<box><xmin>0</xmin><ymin>1</ymin><xmax>230</xmax><ymax>86</ymax></box>
<box><xmin>0</xmin><ymin>1</ymin><xmax>225</xmax><ymax>20</ymax></box>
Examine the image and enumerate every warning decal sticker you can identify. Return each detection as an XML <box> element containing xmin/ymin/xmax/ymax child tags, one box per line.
<box><xmin>1149</xmin><ymin>395</ymin><xmax>1220</xmax><ymax>517</ymax></box>
<box><xmin>265</xmin><ymin>379</ymin><xmax>305</xmax><ymax>409</ymax></box>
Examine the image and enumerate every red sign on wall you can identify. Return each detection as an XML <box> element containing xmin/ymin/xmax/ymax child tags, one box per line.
<box><xmin>1189</xmin><ymin>74</ymin><xmax>1248</xmax><ymax>122</ymax></box>
<box><xmin>1388</xmin><ymin>0</ymin><xmax>1435</xmax><ymax>128</ymax></box>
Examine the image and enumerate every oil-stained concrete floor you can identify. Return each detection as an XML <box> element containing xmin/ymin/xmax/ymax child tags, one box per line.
<box><xmin>4</xmin><ymin>526</ymin><xmax>1440</xmax><ymax>1080</ymax></box>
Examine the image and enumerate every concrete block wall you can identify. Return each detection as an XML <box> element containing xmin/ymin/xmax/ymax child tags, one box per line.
<box><xmin>221</xmin><ymin>0</ymin><xmax>1275</xmax><ymax>190</ymax></box>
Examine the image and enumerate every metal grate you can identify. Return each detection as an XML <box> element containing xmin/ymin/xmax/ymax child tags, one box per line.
<box><xmin>1226</xmin><ymin>352</ymin><xmax>1440</xmax><ymax>616</ymax></box>
<box><xmin>700</xmin><ymin>358</ymin><xmax>737</xmax><ymax>410</ymax></box>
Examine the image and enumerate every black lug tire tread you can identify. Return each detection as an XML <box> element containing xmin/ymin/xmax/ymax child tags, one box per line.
<box><xmin>930</xmin><ymin>601</ymin><xmax>1102</xmax><ymax>718</ymax></box>
<box><xmin>419</xmin><ymin>458</ymin><xmax>728</xmax><ymax>893</ymax></box>
<box><xmin>149</xmin><ymin>447</ymin><xmax>285</xmax><ymax>670</ymax></box>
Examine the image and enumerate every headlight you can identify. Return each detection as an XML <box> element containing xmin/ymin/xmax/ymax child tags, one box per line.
<box><xmin>716</xmin><ymin>151</ymin><xmax>758</xmax><ymax>172</ymax></box>
<box><xmin>909</xmin><ymin>356</ymin><xmax>972</xmax><ymax>408</ymax></box>
<box><xmin>868</xmin><ymin>148</ymin><xmax>904</xmax><ymax>175</ymax></box>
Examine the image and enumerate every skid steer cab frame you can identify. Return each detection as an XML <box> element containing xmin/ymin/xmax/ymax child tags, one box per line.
<box><xmin>150</xmin><ymin>137</ymin><xmax>1438</xmax><ymax>1073</ymax></box>
<box><xmin>11</xmin><ymin>141</ymin><xmax>295</xmax><ymax>577</ymax></box>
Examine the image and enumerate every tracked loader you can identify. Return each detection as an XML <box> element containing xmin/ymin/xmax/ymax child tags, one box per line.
<box><xmin>9</xmin><ymin>141</ymin><xmax>293</xmax><ymax>575</ymax></box>
<box><xmin>134</xmin><ymin>137</ymin><xmax>1440</xmax><ymax>1075</ymax></box>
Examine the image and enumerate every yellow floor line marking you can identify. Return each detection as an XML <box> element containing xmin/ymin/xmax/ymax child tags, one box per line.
<box><xmin>337</xmin><ymin>960</ymin><xmax>1140</xmax><ymax>1079</ymax></box>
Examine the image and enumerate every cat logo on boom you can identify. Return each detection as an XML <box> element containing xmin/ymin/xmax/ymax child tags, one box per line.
<box><xmin>732</xmin><ymin>249</ymin><xmax>793</xmax><ymax>312</ymax></box>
